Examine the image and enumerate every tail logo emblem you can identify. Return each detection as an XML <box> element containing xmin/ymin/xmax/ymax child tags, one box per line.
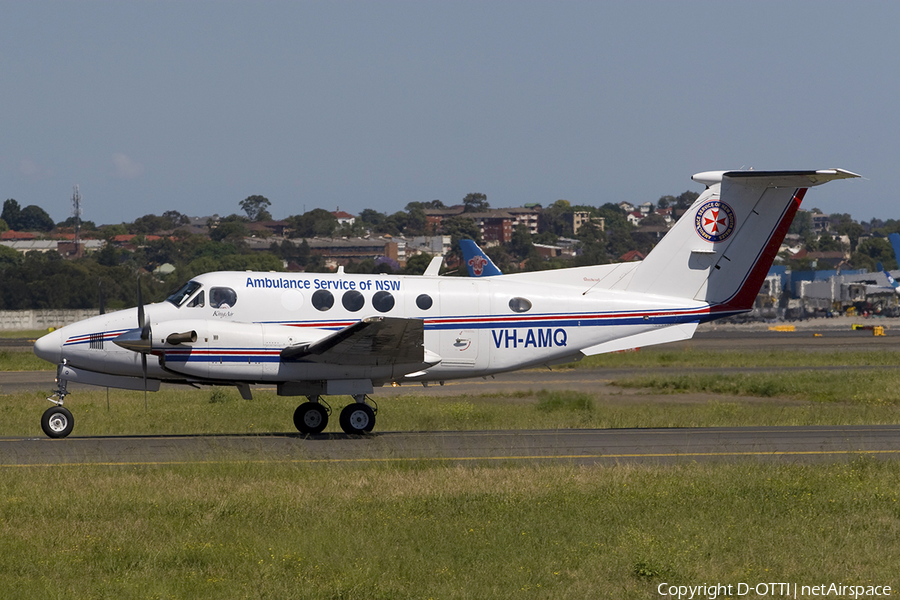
<box><xmin>468</xmin><ymin>255</ymin><xmax>488</xmax><ymax>276</ymax></box>
<box><xmin>695</xmin><ymin>200</ymin><xmax>736</xmax><ymax>243</ymax></box>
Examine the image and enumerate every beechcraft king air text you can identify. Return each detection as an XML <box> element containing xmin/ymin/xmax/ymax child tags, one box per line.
<box><xmin>33</xmin><ymin>169</ymin><xmax>859</xmax><ymax>437</ymax></box>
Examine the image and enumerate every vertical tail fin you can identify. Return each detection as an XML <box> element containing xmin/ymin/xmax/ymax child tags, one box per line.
<box><xmin>889</xmin><ymin>233</ymin><xmax>900</xmax><ymax>268</ymax></box>
<box><xmin>626</xmin><ymin>169</ymin><xmax>859</xmax><ymax>314</ymax></box>
<box><xmin>459</xmin><ymin>239</ymin><xmax>502</xmax><ymax>277</ymax></box>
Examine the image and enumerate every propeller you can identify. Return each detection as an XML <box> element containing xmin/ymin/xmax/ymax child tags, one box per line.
<box><xmin>137</xmin><ymin>277</ymin><xmax>149</xmax><ymax>410</ymax></box>
<box><xmin>113</xmin><ymin>276</ymin><xmax>152</xmax><ymax>409</ymax></box>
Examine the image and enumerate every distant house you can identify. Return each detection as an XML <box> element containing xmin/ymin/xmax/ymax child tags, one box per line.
<box><xmin>626</xmin><ymin>211</ymin><xmax>643</xmax><ymax>226</ymax></box>
<box><xmin>638</xmin><ymin>202</ymin><xmax>653</xmax><ymax>216</ymax></box>
<box><xmin>332</xmin><ymin>210</ymin><xmax>356</xmax><ymax>227</ymax></box>
<box><xmin>423</xmin><ymin>206</ymin><xmax>465</xmax><ymax>233</ymax></box>
<box><xmin>619</xmin><ymin>250</ymin><xmax>645</xmax><ymax>262</ymax></box>
<box><xmin>1</xmin><ymin>230</ymin><xmax>36</xmax><ymax>241</ymax></box>
<box><xmin>504</xmin><ymin>206</ymin><xmax>541</xmax><ymax>235</ymax></box>
<box><xmin>655</xmin><ymin>207</ymin><xmax>674</xmax><ymax>225</ymax></box>
<box><xmin>248</xmin><ymin>220</ymin><xmax>290</xmax><ymax>237</ymax></box>
<box><xmin>617</xmin><ymin>201</ymin><xmax>635</xmax><ymax>213</ymax></box>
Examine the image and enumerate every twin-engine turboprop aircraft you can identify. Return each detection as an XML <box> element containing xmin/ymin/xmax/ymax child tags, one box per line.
<box><xmin>33</xmin><ymin>169</ymin><xmax>859</xmax><ymax>438</ymax></box>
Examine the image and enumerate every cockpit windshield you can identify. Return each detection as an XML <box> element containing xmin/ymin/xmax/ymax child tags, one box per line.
<box><xmin>166</xmin><ymin>281</ymin><xmax>202</xmax><ymax>307</ymax></box>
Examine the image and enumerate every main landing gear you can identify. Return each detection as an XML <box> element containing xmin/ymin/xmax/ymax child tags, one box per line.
<box><xmin>293</xmin><ymin>395</ymin><xmax>377</xmax><ymax>435</ymax></box>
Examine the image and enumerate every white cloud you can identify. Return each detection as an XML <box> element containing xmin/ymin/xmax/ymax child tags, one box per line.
<box><xmin>112</xmin><ymin>153</ymin><xmax>145</xmax><ymax>179</ymax></box>
<box><xmin>19</xmin><ymin>158</ymin><xmax>53</xmax><ymax>179</ymax></box>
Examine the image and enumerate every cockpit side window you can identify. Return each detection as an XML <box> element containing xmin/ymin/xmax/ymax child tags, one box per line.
<box><xmin>187</xmin><ymin>291</ymin><xmax>205</xmax><ymax>308</ymax></box>
<box><xmin>167</xmin><ymin>281</ymin><xmax>202</xmax><ymax>307</ymax></box>
<box><xmin>210</xmin><ymin>287</ymin><xmax>237</xmax><ymax>309</ymax></box>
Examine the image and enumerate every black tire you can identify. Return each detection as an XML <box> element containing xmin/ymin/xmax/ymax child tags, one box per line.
<box><xmin>339</xmin><ymin>402</ymin><xmax>375</xmax><ymax>434</ymax></box>
<box><xmin>41</xmin><ymin>406</ymin><xmax>74</xmax><ymax>439</ymax></box>
<box><xmin>293</xmin><ymin>402</ymin><xmax>328</xmax><ymax>434</ymax></box>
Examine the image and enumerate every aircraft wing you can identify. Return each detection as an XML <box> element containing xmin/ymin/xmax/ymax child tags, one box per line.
<box><xmin>280</xmin><ymin>316</ymin><xmax>425</xmax><ymax>366</ymax></box>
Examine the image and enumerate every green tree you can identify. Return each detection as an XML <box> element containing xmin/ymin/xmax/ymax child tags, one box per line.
<box><xmin>210</xmin><ymin>217</ymin><xmax>249</xmax><ymax>243</ymax></box>
<box><xmin>289</xmin><ymin>209</ymin><xmax>337</xmax><ymax>238</ymax></box>
<box><xmin>462</xmin><ymin>193</ymin><xmax>489</xmax><ymax>213</ymax></box>
<box><xmin>240</xmin><ymin>195</ymin><xmax>273</xmax><ymax>222</ymax></box>
<box><xmin>509</xmin><ymin>224</ymin><xmax>537</xmax><ymax>261</ymax></box>
<box><xmin>830</xmin><ymin>213</ymin><xmax>865</xmax><ymax>250</ymax></box>
<box><xmin>855</xmin><ymin>237</ymin><xmax>897</xmax><ymax>270</ymax></box>
<box><xmin>405</xmin><ymin>207</ymin><xmax>428</xmax><ymax>236</ymax></box>
<box><xmin>18</xmin><ymin>205</ymin><xmax>55</xmax><ymax>232</ymax></box>
<box><xmin>162</xmin><ymin>210</ymin><xmax>190</xmax><ymax>227</ymax></box>
<box><xmin>1</xmin><ymin>199</ymin><xmax>22</xmax><ymax>229</ymax></box>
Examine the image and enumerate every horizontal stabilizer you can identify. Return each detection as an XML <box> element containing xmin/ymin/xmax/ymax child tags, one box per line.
<box><xmin>580</xmin><ymin>322</ymin><xmax>698</xmax><ymax>356</ymax></box>
<box><xmin>280</xmin><ymin>316</ymin><xmax>425</xmax><ymax>366</ymax></box>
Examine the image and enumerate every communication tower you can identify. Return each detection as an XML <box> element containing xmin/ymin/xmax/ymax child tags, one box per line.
<box><xmin>72</xmin><ymin>185</ymin><xmax>82</xmax><ymax>257</ymax></box>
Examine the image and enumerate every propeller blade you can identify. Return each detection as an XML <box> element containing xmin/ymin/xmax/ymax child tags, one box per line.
<box><xmin>141</xmin><ymin>353</ymin><xmax>148</xmax><ymax>411</ymax></box>
<box><xmin>137</xmin><ymin>276</ymin><xmax>151</xmax><ymax>342</ymax></box>
<box><xmin>137</xmin><ymin>277</ymin><xmax>145</xmax><ymax>330</ymax></box>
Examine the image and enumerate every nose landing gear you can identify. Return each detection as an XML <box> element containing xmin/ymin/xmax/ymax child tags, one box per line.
<box><xmin>43</xmin><ymin>364</ymin><xmax>74</xmax><ymax>438</ymax></box>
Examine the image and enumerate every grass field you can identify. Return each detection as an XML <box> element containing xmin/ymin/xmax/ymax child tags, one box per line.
<box><xmin>1</xmin><ymin>459</ymin><xmax>898</xmax><ymax>599</ymax></box>
<box><xmin>3</xmin><ymin>340</ymin><xmax>900</xmax><ymax>597</ymax></box>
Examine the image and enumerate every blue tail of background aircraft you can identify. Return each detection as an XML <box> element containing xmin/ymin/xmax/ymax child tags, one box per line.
<box><xmin>459</xmin><ymin>239</ymin><xmax>502</xmax><ymax>277</ymax></box>
<box><xmin>889</xmin><ymin>233</ymin><xmax>900</xmax><ymax>267</ymax></box>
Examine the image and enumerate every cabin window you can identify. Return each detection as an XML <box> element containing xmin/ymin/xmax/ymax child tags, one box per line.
<box><xmin>416</xmin><ymin>294</ymin><xmax>433</xmax><ymax>310</ymax></box>
<box><xmin>312</xmin><ymin>289</ymin><xmax>334</xmax><ymax>311</ymax></box>
<box><xmin>509</xmin><ymin>297</ymin><xmax>532</xmax><ymax>313</ymax></box>
<box><xmin>167</xmin><ymin>281</ymin><xmax>202</xmax><ymax>307</ymax></box>
<box><xmin>210</xmin><ymin>287</ymin><xmax>237</xmax><ymax>309</ymax></box>
<box><xmin>187</xmin><ymin>291</ymin><xmax>205</xmax><ymax>308</ymax></box>
<box><xmin>372</xmin><ymin>291</ymin><xmax>395</xmax><ymax>313</ymax></box>
<box><xmin>342</xmin><ymin>290</ymin><xmax>365</xmax><ymax>312</ymax></box>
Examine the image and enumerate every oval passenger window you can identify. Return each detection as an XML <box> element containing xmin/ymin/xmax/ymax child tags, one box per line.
<box><xmin>509</xmin><ymin>297</ymin><xmax>532</xmax><ymax>313</ymax></box>
<box><xmin>416</xmin><ymin>294</ymin><xmax>433</xmax><ymax>310</ymax></box>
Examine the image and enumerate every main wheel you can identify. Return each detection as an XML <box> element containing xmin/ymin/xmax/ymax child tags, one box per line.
<box><xmin>339</xmin><ymin>402</ymin><xmax>375</xmax><ymax>434</ymax></box>
<box><xmin>293</xmin><ymin>402</ymin><xmax>328</xmax><ymax>434</ymax></box>
<box><xmin>41</xmin><ymin>406</ymin><xmax>74</xmax><ymax>438</ymax></box>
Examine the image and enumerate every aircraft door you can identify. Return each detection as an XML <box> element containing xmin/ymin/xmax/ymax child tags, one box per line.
<box><xmin>438</xmin><ymin>280</ymin><xmax>488</xmax><ymax>371</ymax></box>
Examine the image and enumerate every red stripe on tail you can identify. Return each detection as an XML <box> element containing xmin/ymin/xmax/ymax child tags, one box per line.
<box><xmin>711</xmin><ymin>188</ymin><xmax>806</xmax><ymax>314</ymax></box>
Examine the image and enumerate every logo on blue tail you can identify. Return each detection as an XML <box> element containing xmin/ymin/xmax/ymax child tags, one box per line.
<box><xmin>695</xmin><ymin>200</ymin><xmax>736</xmax><ymax>243</ymax></box>
<box><xmin>459</xmin><ymin>239</ymin><xmax>502</xmax><ymax>277</ymax></box>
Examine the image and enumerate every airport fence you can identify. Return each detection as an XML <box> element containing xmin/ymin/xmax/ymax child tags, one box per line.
<box><xmin>0</xmin><ymin>309</ymin><xmax>99</xmax><ymax>332</ymax></box>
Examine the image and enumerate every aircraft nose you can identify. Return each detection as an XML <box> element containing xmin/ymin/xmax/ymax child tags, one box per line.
<box><xmin>33</xmin><ymin>329</ymin><xmax>63</xmax><ymax>365</ymax></box>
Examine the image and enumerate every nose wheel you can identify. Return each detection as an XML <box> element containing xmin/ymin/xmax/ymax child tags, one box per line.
<box><xmin>41</xmin><ymin>406</ymin><xmax>74</xmax><ymax>438</ymax></box>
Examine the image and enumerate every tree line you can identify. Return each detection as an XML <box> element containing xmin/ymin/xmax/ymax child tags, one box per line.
<box><xmin>1</xmin><ymin>190</ymin><xmax>895</xmax><ymax>310</ymax></box>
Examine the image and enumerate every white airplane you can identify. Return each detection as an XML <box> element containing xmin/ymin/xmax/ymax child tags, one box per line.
<box><xmin>33</xmin><ymin>169</ymin><xmax>859</xmax><ymax>438</ymax></box>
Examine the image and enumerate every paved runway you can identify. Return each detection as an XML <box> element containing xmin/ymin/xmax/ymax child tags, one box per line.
<box><xmin>3</xmin><ymin>425</ymin><xmax>900</xmax><ymax>467</ymax></box>
<box><xmin>3</xmin><ymin>327</ymin><xmax>900</xmax><ymax>467</ymax></box>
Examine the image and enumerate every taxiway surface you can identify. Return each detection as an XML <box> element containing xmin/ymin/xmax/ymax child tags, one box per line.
<box><xmin>3</xmin><ymin>426</ymin><xmax>900</xmax><ymax>467</ymax></box>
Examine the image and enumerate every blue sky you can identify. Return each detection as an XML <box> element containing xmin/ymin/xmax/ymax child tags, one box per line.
<box><xmin>1</xmin><ymin>1</ymin><xmax>895</xmax><ymax>225</ymax></box>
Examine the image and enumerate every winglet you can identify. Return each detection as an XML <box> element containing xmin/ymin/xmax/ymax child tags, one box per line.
<box><xmin>459</xmin><ymin>239</ymin><xmax>502</xmax><ymax>277</ymax></box>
